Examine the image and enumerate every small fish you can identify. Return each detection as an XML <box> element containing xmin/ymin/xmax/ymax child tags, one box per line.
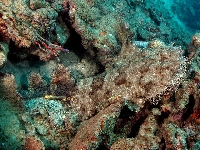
<box><xmin>44</xmin><ymin>95</ymin><xmax>66</xmax><ymax>101</ymax></box>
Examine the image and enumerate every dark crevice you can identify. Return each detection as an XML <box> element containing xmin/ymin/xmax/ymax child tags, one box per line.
<box><xmin>26</xmin><ymin>54</ymin><xmax>45</xmax><ymax>67</ymax></box>
<box><xmin>45</xmin><ymin>148</ymin><xmax>55</xmax><ymax>150</ymax></box>
<box><xmin>159</xmin><ymin>137</ymin><xmax>166</xmax><ymax>150</ymax></box>
<box><xmin>61</xmin><ymin>11</ymin><xmax>106</xmax><ymax>75</ymax></box>
<box><xmin>136</xmin><ymin>29</ymin><xmax>146</xmax><ymax>41</ymax></box>
<box><xmin>61</xmin><ymin>8</ymin><xmax>86</xmax><ymax>58</ymax></box>
<box><xmin>96</xmin><ymin>144</ymin><xmax>109</xmax><ymax>150</ymax></box>
<box><xmin>126</xmin><ymin>103</ymin><xmax>150</xmax><ymax>138</ymax></box>
<box><xmin>64</xmin><ymin>30</ymin><xmax>86</xmax><ymax>59</ymax></box>
<box><xmin>7</xmin><ymin>41</ymin><xmax>25</xmax><ymax>64</ymax></box>
<box><xmin>96</xmin><ymin>134</ymin><xmax>111</xmax><ymax>150</ymax></box>
<box><xmin>187</xmin><ymin>135</ymin><xmax>197</xmax><ymax>149</ymax></box>
<box><xmin>7</xmin><ymin>41</ymin><xmax>44</xmax><ymax>67</ymax></box>
<box><xmin>157</xmin><ymin>111</ymin><xmax>170</xmax><ymax>125</ymax></box>
<box><xmin>128</xmin><ymin>115</ymin><xmax>147</xmax><ymax>138</ymax></box>
<box><xmin>114</xmin><ymin>106</ymin><xmax>136</xmax><ymax>135</ymax></box>
<box><xmin>64</xmin><ymin>3</ymin><xmax>108</xmax><ymax>68</ymax></box>
<box><xmin>182</xmin><ymin>95</ymin><xmax>195</xmax><ymax>121</ymax></box>
<box><xmin>119</xmin><ymin>106</ymin><xmax>136</xmax><ymax>119</ymax></box>
<box><xmin>169</xmin><ymin>92</ymin><xmax>176</xmax><ymax>102</ymax></box>
<box><xmin>95</xmin><ymin>59</ymin><xmax>106</xmax><ymax>75</ymax></box>
<box><xmin>0</xmin><ymin>34</ymin><xmax>5</xmax><ymax>42</ymax></box>
<box><xmin>187</xmin><ymin>69</ymin><xmax>196</xmax><ymax>80</ymax></box>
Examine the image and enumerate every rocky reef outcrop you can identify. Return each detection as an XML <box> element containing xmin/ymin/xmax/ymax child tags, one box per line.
<box><xmin>0</xmin><ymin>0</ymin><xmax>200</xmax><ymax>149</ymax></box>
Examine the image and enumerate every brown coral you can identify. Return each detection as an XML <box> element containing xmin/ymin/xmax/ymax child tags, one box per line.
<box><xmin>0</xmin><ymin>13</ymin><xmax>9</xmax><ymax>41</ymax></box>
<box><xmin>24</xmin><ymin>135</ymin><xmax>45</xmax><ymax>150</ymax></box>
<box><xmin>28</xmin><ymin>73</ymin><xmax>47</xmax><ymax>98</ymax></box>
<box><xmin>50</xmin><ymin>64</ymin><xmax>75</xmax><ymax>96</ymax></box>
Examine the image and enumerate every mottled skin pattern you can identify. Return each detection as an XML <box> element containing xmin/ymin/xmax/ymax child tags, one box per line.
<box><xmin>67</xmin><ymin>40</ymin><xmax>200</xmax><ymax>149</ymax></box>
<box><xmin>69</xmin><ymin>41</ymin><xmax>187</xmax><ymax>120</ymax></box>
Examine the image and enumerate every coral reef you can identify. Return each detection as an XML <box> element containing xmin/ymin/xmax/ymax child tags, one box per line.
<box><xmin>66</xmin><ymin>0</ymin><xmax>191</xmax><ymax>64</ymax></box>
<box><xmin>69</xmin><ymin>101</ymin><xmax>123</xmax><ymax>150</ymax></box>
<box><xmin>22</xmin><ymin>98</ymin><xmax>79</xmax><ymax>149</ymax></box>
<box><xmin>69</xmin><ymin>41</ymin><xmax>187</xmax><ymax>120</ymax></box>
<box><xmin>110</xmin><ymin>113</ymin><xmax>160</xmax><ymax>149</ymax></box>
<box><xmin>0</xmin><ymin>0</ymin><xmax>200</xmax><ymax>149</ymax></box>
<box><xmin>68</xmin><ymin>67</ymin><xmax>200</xmax><ymax>149</ymax></box>
<box><xmin>0</xmin><ymin>0</ymin><xmax>69</xmax><ymax>61</ymax></box>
